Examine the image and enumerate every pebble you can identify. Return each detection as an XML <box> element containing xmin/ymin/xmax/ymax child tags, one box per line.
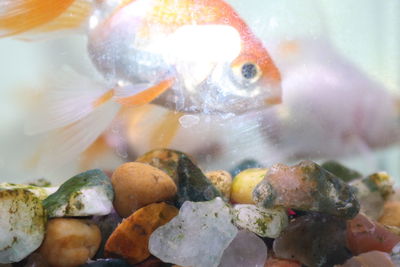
<box><xmin>149</xmin><ymin>198</ymin><xmax>237</xmax><ymax>267</ymax></box>
<box><xmin>111</xmin><ymin>162</ymin><xmax>177</xmax><ymax>217</ymax></box>
<box><xmin>229</xmin><ymin>159</ymin><xmax>263</xmax><ymax>177</ymax></box>
<box><xmin>273</xmin><ymin>213</ymin><xmax>351</xmax><ymax>267</ymax></box>
<box><xmin>92</xmin><ymin>209</ymin><xmax>123</xmax><ymax>258</ymax></box>
<box><xmin>264</xmin><ymin>256</ymin><xmax>301</xmax><ymax>267</ymax></box>
<box><xmin>321</xmin><ymin>161</ymin><xmax>361</xmax><ymax>182</ymax></box>
<box><xmin>379</xmin><ymin>201</ymin><xmax>400</xmax><ymax>227</ymax></box>
<box><xmin>23</xmin><ymin>253</ymin><xmax>50</xmax><ymax>267</ymax></box>
<box><xmin>219</xmin><ymin>230</ymin><xmax>268</xmax><ymax>267</ymax></box>
<box><xmin>338</xmin><ymin>251</ymin><xmax>395</xmax><ymax>267</ymax></box>
<box><xmin>81</xmin><ymin>259</ymin><xmax>131</xmax><ymax>266</ymax></box>
<box><xmin>176</xmin><ymin>157</ymin><xmax>222</xmax><ymax>206</ymax></box>
<box><xmin>253</xmin><ymin>161</ymin><xmax>360</xmax><ymax>218</ymax></box>
<box><xmin>43</xmin><ymin>169</ymin><xmax>114</xmax><ymax>217</ymax></box>
<box><xmin>232</xmin><ymin>204</ymin><xmax>288</xmax><ymax>238</ymax></box>
<box><xmin>0</xmin><ymin>189</ymin><xmax>46</xmax><ymax>264</ymax></box>
<box><xmin>231</xmin><ymin>168</ymin><xmax>268</xmax><ymax>204</ymax></box>
<box><xmin>350</xmin><ymin>172</ymin><xmax>394</xmax><ymax>219</ymax></box>
<box><xmin>38</xmin><ymin>218</ymin><xmax>101</xmax><ymax>267</ymax></box>
<box><xmin>391</xmin><ymin>242</ymin><xmax>400</xmax><ymax>265</ymax></box>
<box><xmin>105</xmin><ymin>202</ymin><xmax>178</xmax><ymax>264</ymax></box>
<box><xmin>205</xmin><ymin>170</ymin><xmax>232</xmax><ymax>200</ymax></box>
<box><xmin>346</xmin><ymin>213</ymin><xmax>400</xmax><ymax>255</ymax></box>
<box><xmin>136</xmin><ymin>149</ymin><xmax>190</xmax><ymax>184</ymax></box>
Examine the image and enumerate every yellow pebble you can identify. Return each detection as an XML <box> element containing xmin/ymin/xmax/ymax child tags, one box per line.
<box><xmin>231</xmin><ymin>168</ymin><xmax>268</xmax><ymax>204</ymax></box>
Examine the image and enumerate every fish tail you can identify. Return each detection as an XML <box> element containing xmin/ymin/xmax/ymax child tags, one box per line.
<box><xmin>0</xmin><ymin>0</ymin><xmax>93</xmax><ymax>37</ymax></box>
<box><xmin>25</xmin><ymin>68</ymin><xmax>120</xmax><ymax>170</ymax></box>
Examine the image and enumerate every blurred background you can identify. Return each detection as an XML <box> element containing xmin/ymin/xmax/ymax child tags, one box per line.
<box><xmin>0</xmin><ymin>0</ymin><xmax>399</xmax><ymax>184</ymax></box>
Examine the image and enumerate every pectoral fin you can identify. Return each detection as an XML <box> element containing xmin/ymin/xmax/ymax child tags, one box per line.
<box><xmin>116</xmin><ymin>79</ymin><xmax>174</xmax><ymax>106</ymax></box>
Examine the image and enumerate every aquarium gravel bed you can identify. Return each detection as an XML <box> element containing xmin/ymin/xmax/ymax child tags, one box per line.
<box><xmin>1</xmin><ymin>149</ymin><xmax>400</xmax><ymax>267</ymax></box>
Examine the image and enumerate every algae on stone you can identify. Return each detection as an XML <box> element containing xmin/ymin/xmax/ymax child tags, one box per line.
<box><xmin>43</xmin><ymin>169</ymin><xmax>114</xmax><ymax>217</ymax></box>
<box><xmin>0</xmin><ymin>189</ymin><xmax>47</xmax><ymax>264</ymax></box>
<box><xmin>232</xmin><ymin>204</ymin><xmax>288</xmax><ymax>238</ymax></box>
<box><xmin>253</xmin><ymin>161</ymin><xmax>360</xmax><ymax>218</ymax></box>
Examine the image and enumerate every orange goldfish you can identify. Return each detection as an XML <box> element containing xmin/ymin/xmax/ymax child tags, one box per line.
<box><xmin>0</xmin><ymin>0</ymin><xmax>281</xmax><ymax>168</ymax></box>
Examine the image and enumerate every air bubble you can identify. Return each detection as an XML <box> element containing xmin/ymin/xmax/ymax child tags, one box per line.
<box><xmin>179</xmin><ymin>115</ymin><xmax>200</xmax><ymax>128</ymax></box>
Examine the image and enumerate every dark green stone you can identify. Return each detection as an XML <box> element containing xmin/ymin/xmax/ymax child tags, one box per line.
<box><xmin>299</xmin><ymin>161</ymin><xmax>360</xmax><ymax>218</ymax></box>
<box><xmin>321</xmin><ymin>161</ymin><xmax>362</xmax><ymax>182</ymax></box>
<box><xmin>80</xmin><ymin>258</ymin><xmax>132</xmax><ymax>267</ymax></box>
<box><xmin>229</xmin><ymin>159</ymin><xmax>263</xmax><ymax>177</ymax></box>
<box><xmin>273</xmin><ymin>213</ymin><xmax>351</xmax><ymax>267</ymax></box>
<box><xmin>176</xmin><ymin>157</ymin><xmax>223</xmax><ymax>207</ymax></box>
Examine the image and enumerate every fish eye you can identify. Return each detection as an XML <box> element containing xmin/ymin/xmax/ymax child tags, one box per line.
<box><xmin>241</xmin><ymin>63</ymin><xmax>258</xmax><ymax>80</ymax></box>
<box><xmin>230</xmin><ymin>61</ymin><xmax>262</xmax><ymax>88</ymax></box>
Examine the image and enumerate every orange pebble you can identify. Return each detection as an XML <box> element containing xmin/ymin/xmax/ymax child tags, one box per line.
<box><xmin>105</xmin><ymin>202</ymin><xmax>178</xmax><ymax>264</ymax></box>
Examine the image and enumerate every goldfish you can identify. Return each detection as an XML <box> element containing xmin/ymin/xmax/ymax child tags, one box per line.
<box><xmin>119</xmin><ymin>37</ymin><xmax>400</xmax><ymax>173</ymax></box>
<box><xmin>0</xmin><ymin>0</ymin><xmax>281</xmax><ymax>169</ymax></box>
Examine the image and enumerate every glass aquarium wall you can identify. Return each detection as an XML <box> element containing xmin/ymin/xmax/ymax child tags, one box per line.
<box><xmin>0</xmin><ymin>0</ymin><xmax>399</xmax><ymax>184</ymax></box>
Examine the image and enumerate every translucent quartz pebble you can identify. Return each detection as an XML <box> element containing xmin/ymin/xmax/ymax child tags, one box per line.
<box><xmin>391</xmin><ymin>242</ymin><xmax>400</xmax><ymax>265</ymax></box>
<box><xmin>232</xmin><ymin>204</ymin><xmax>288</xmax><ymax>238</ymax></box>
<box><xmin>273</xmin><ymin>213</ymin><xmax>351</xmax><ymax>267</ymax></box>
<box><xmin>149</xmin><ymin>198</ymin><xmax>237</xmax><ymax>267</ymax></box>
<box><xmin>253</xmin><ymin>161</ymin><xmax>360</xmax><ymax>218</ymax></box>
<box><xmin>219</xmin><ymin>230</ymin><xmax>267</xmax><ymax>267</ymax></box>
<box><xmin>347</xmin><ymin>213</ymin><xmax>400</xmax><ymax>255</ymax></box>
<box><xmin>338</xmin><ymin>251</ymin><xmax>395</xmax><ymax>267</ymax></box>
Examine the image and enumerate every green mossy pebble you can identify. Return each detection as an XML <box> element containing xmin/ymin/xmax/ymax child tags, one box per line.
<box><xmin>43</xmin><ymin>169</ymin><xmax>114</xmax><ymax>217</ymax></box>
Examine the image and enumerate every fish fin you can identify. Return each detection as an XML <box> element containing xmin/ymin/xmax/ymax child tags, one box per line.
<box><xmin>149</xmin><ymin>110</ymin><xmax>182</xmax><ymax>148</ymax></box>
<box><xmin>0</xmin><ymin>0</ymin><xmax>92</xmax><ymax>37</ymax></box>
<box><xmin>116</xmin><ymin>79</ymin><xmax>174</xmax><ymax>106</ymax></box>
<box><xmin>24</xmin><ymin>69</ymin><xmax>115</xmax><ymax>135</ymax></box>
<box><xmin>35</xmin><ymin>100</ymin><xmax>120</xmax><ymax>171</ymax></box>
